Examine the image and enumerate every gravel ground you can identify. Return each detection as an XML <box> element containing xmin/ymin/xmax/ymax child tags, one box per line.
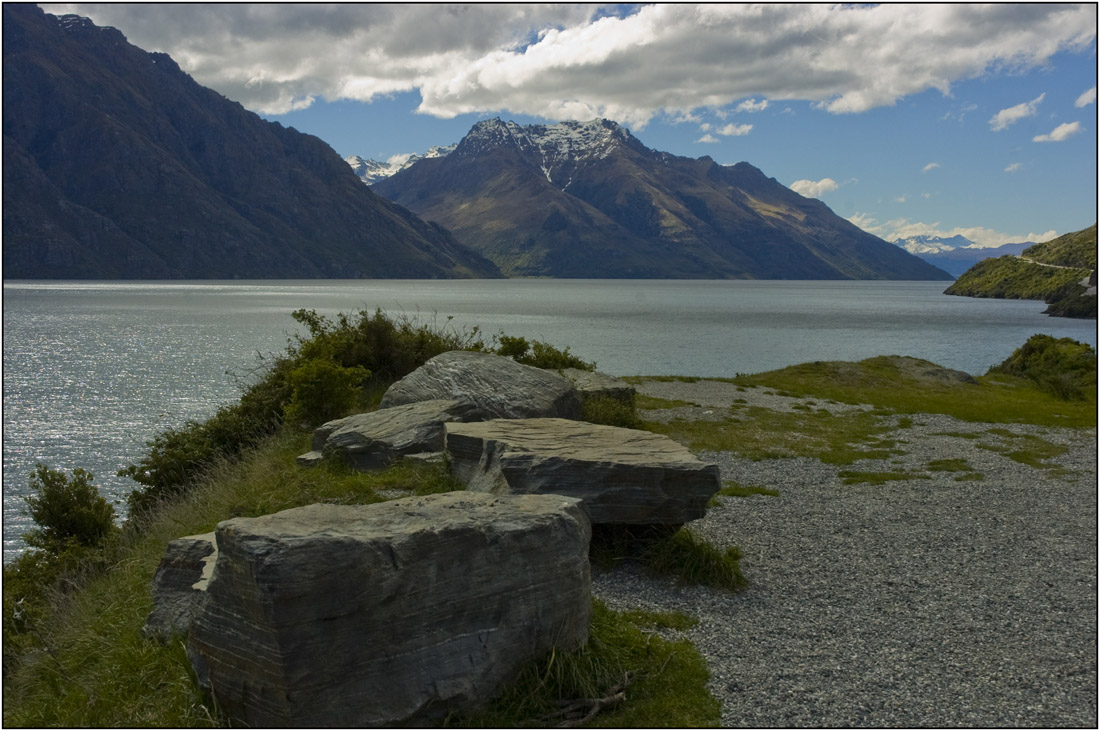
<box><xmin>593</xmin><ymin>380</ymin><xmax>1098</xmax><ymax>728</ymax></box>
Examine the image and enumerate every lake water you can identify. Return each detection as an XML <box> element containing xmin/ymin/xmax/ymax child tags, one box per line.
<box><xmin>3</xmin><ymin>279</ymin><xmax>1095</xmax><ymax>558</ymax></box>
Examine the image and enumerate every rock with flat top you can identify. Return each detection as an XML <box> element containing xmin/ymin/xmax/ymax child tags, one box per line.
<box><xmin>380</xmin><ymin>350</ymin><xmax>582</xmax><ymax>419</ymax></box>
<box><xmin>445</xmin><ymin>418</ymin><xmax>720</xmax><ymax>525</ymax></box>
<box><xmin>143</xmin><ymin>532</ymin><xmax>217</xmax><ymax>641</ymax></box>
<box><xmin>186</xmin><ymin>493</ymin><xmax>591</xmax><ymax>728</ymax></box>
<box><xmin>298</xmin><ymin>398</ymin><xmax>482</xmax><ymax>469</ymax></box>
<box><xmin>560</xmin><ymin>368</ymin><xmax>636</xmax><ymax>406</ymax></box>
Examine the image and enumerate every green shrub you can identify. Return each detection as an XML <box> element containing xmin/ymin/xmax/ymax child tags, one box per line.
<box><xmin>283</xmin><ymin>359</ymin><xmax>370</xmax><ymax>429</ymax></box>
<box><xmin>581</xmin><ymin>395</ymin><xmax>641</xmax><ymax>429</ymax></box>
<box><xmin>987</xmin><ymin>334</ymin><xmax>1097</xmax><ymax>400</ymax></box>
<box><xmin>493</xmin><ymin>333</ymin><xmax>594</xmax><ymax>371</ymax></box>
<box><xmin>23</xmin><ymin>465</ymin><xmax>116</xmax><ymax>554</ymax></box>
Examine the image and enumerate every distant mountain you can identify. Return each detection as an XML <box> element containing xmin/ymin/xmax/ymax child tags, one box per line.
<box><xmin>346</xmin><ymin>145</ymin><xmax>456</xmax><ymax>185</ymax></box>
<box><xmin>944</xmin><ymin>224</ymin><xmax>1096</xmax><ymax>318</ymax></box>
<box><xmin>373</xmin><ymin>118</ymin><xmax>952</xmax><ymax>280</ymax></box>
<box><xmin>2</xmin><ymin>6</ymin><xmax>499</xmax><ymax>279</ymax></box>
<box><xmin>892</xmin><ymin>236</ymin><xmax>1033</xmax><ymax>277</ymax></box>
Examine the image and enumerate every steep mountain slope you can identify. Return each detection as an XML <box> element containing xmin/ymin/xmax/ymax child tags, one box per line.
<box><xmin>892</xmin><ymin>236</ymin><xmax>1032</xmax><ymax>277</ymax></box>
<box><xmin>2</xmin><ymin>6</ymin><xmax>499</xmax><ymax>279</ymax></box>
<box><xmin>373</xmin><ymin>119</ymin><xmax>952</xmax><ymax>280</ymax></box>
<box><xmin>944</xmin><ymin>224</ymin><xmax>1096</xmax><ymax>318</ymax></box>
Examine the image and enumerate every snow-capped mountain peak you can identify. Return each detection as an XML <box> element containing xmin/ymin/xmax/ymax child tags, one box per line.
<box><xmin>892</xmin><ymin>234</ymin><xmax>976</xmax><ymax>254</ymax></box>
<box><xmin>454</xmin><ymin>118</ymin><xmax>639</xmax><ymax>186</ymax></box>
<box><xmin>345</xmin><ymin>144</ymin><xmax>456</xmax><ymax>185</ymax></box>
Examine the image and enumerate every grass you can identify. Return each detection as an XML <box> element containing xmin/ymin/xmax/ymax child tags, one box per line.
<box><xmin>976</xmin><ymin>431</ymin><xmax>1072</xmax><ymax>475</ymax></box>
<box><xmin>926</xmin><ymin>458</ymin><xmax>972</xmax><ymax>472</ymax></box>
<box><xmin>713</xmin><ymin>481</ymin><xmax>780</xmax><ymax>499</ymax></box>
<box><xmin>590</xmin><ymin>526</ymin><xmax>746</xmax><ymax>592</ymax></box>
<box><xmin>454</xmin><ymin>600</ymin><xmax>719</xmax><ymax>728</ymax></box>
<box><xmin>643</xmin><ymin>406</ymin><xmax>903</xmax><ymax>464</ymax></box>
<box><xmin>635</xmin><ymin>394</ymin><xmax>699</xmax><ymax>410</ymax></box>
<box><xmin>727</xmin><ymin>357</ymin><xmax>1095</xmax><ymax>427</ymax></box>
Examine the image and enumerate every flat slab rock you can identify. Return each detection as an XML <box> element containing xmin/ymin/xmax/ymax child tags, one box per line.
<box><xmin>380</xmin><ymin>350</ymin><xmax>582</xmax><ymax>420</ymax></box>
<box><xmin>186</xmin><ymin>492</ymin><xmax>591</xmax><ymax>728</ymax></box>
<box><xmin>297</xmin><ymin>398</ymin><xmax>482</xmax><ymax>469</ymax></box>
<box><xmin>445</xmin><ymin>418</ymin><xmax>720</xmax><ymax>525</ymax></box>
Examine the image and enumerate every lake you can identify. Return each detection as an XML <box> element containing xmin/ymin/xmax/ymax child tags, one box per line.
<box><xmin>3</xmin><ymin>279</ymin><xmax>1095</xmax><ymax>558</ymax></box>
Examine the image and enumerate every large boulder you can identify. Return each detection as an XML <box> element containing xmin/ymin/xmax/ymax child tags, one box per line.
<box><xmin>297</xmin><ymin>398</ymin><xmax>483</xmax><ymax>469</ymax></box>
<box><xmin>143</xmin><ymin>532</ymin><xmax>217</xmax><ymax>641</ymax></box>
<box><xmin>186</xmin><ymin>493</ymin><xmax>592</xmax><ymax>728</ymax></box>
<box><xmin>380</xmin><ymin>350</ymin><xmax>582</xmax><ymax>419</ymax></box>
<box><xmin>445</xmin><ymin>418</ymin><xmax>721</xmax><ymax>525</ymax></box>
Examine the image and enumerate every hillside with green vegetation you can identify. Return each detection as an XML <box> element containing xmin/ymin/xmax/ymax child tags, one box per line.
<box><xmin>3</xmin><ymin>314</ymin><xmax>1094</xmax><ymax>727</ymax></box>
<box><xmin>944</xmin><ymin>224</ymin><xmax>1096</xmax><ymax>318</ymax></box>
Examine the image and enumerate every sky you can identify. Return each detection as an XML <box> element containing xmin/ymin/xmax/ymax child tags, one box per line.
<box><xmin>48</xmin><ymin>3</ymin><xmax>1099</xmax><ymax>247</ymax></box>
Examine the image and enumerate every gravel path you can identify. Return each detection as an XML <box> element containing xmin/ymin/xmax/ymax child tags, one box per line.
<box><xmin>593</xmin><ymin>380</ymin><xmax>1097</xmax><ymax>727</ymax></box>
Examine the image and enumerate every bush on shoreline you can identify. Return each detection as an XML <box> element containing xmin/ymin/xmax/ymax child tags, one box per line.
<box><xmin>987</xmin><ymin>334</ymin><xmax>1097</xmax><ymax>401</ymax></box>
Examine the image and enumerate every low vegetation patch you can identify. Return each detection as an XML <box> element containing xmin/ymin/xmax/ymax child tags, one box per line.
<box><xmin>925</xmin><ymin>458</ymin><xmax>972</xmax><ymax>472</ymax></box>
<box><xmin>590</xmin><ymin>526</ymin><xmax>746</xmax><ymax>592</ymax></box>
<box><xmin>635</xmin><ymin>393</ymin><xmax>699</xmax><ymax>410</ymax></box>
<box><xmin>729</xmin><ymin>352</ymin><xmax>1095</xmax><ymax>427</ymax></box>
<box><xmin>455</xmin><ymin>600</ymin><xmax>719</xmax><ymax>728</ymax></box>
<box><xmin>977</xmin><ymin>430</ymin><xmax>1071</xmax><ymax>475</ymax></box>
<box><xmin>713</xmin><ymin>481</ymin><xmax>780</xmax><ymax>500</ymax></box>
<box><xmin>644</xmin><ymin>406</ymin><xmax>902</xmax><ymax>464</ymax></box>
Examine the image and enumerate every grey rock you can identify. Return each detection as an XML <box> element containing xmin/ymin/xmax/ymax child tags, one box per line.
<box><xmin>299</xmin><ymin>398</ymin><xmax>482</xmax><ymax>470</ymax></box>
<box><xmin>143</xmin><ymin>532</ymin><xmax>217</xmax><ymax>641</ymax></box>
<box><xmin>295</xmin><ymin>450</ymin><xmax>324</xmax><ymax>467</ymax></box>
<box><xmin>561</xmin><ymin>368</ymin><xmax>636</xmax><ymax>406</ymax></box>
<box><xmin>380</xmin><ymin>350</ymin><xmax>582</xmax><ymax>419</ymax></box>
<box><xmin>445</xmin><ymin>418</ymin><xmax>720</xmax><ymax>525</ymax></box>
<box><xmin>186</xmin><ymin>493</ymin><xmax>592</xmax><ymax>728</ymax></box>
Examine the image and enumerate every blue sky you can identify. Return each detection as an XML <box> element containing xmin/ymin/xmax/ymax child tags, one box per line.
<box><xmin>52</xmin><ymin>3</ymin><xmax>1098</xmax><ymax>246</ymax></box>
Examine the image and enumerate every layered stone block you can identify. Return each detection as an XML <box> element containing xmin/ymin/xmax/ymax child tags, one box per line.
<box><xmin>186</xmin><ymin>493</ymin><xmax>591</xmax><ymax>727</ymax></box>
<box><xmin>445</xmin><ymin>418</ymin><xmax>721</xmax><ymax>525</ymax></box>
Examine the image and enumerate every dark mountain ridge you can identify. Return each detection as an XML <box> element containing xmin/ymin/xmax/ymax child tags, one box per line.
<box><xmin>2</xmin><ymin>5</ymin><xmax>499</xmax><ymax>279</ymax></box>
<box><xmin>373</xmin><ymin>118</ymin><xmax>952</xmax><ymax>280</ymax></box>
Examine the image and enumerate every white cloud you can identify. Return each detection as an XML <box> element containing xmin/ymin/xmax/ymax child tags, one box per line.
<box><xmin>790</xmin><ymin>178</ymin><xmax>839</xmax><ymax>198</ymax></box>
<box><xmin>1075</xmin><ymin>86</ymin><xmax>1097</xmax><ymax>107</ymax></box>
<box><xmin>734</xmin><ymin>98</ymin><xmax>768</xmax><ymax>113</ymax></box>
<box><xmin>921</xmin><ymin>162</ymin><xmax>940</xmax><ymax>173</ymax></box>
<box><xmin>853</xmin><ymin>217</ymin><xmax>1059</xmax><ymax>247</ymax></box>
<box><xmin>989</xmin><ymin>93</ymin><xmax>1045</xmax><ymax>131</ymax></box>
<box><xmin>894</xmin><ymin>195</ymin><xmax>908</xmax><ymax>203</ymax></box>
<box><xmin>48</xmin><ymin>4</ymin><xmax>1098</xmax><ymax>121</ymax></box>
<box><xmin>714</xmin><ymin>123</ymin><xmax>753</xmax><ymax>136</ymax></box>
<box><xmin>1004</xmin><ymin>162</ymin><xmax>1023</xmax><ymax>173</ymax></box>
<box><xmin>1033</xmin><ymin>121</ymin><xmax>1082</xmax><ymax>142</ymax></box>
<box><xmin>696</xmin><ymin>133</ymin><xmax>719</xmax><ymax>144</ymax></box>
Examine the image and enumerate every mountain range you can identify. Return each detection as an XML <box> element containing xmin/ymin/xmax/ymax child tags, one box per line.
<box><xmin>371</xmin><ymin>118</ymin><xmax>952</xmax><ymax>280</ymax></box>
<box><xmin>2</xmin><ymin>5</ymin><xmax>499</xmax><ymax>279</ymax></box>
<box><xmin>891</xmin><ymin>235</ymin><xmax>1032</xmax><ymax>277</ymax></box>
